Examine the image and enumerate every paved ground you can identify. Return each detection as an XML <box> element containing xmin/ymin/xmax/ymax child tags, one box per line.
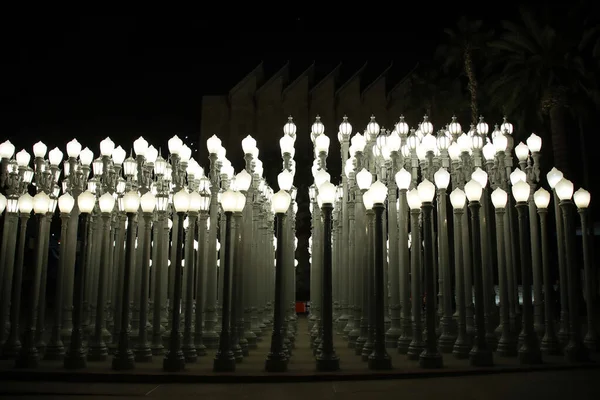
<box><xmin>0</xmin><ymin>368</ymin><xmax>598</xmax><ymax>399</ymax></box>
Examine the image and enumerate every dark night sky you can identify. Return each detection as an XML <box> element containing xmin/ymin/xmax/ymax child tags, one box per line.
<box><xmin>0</xmin><ymin>3</ymin><xmax>553</xmax><ymax>157</ymax></box>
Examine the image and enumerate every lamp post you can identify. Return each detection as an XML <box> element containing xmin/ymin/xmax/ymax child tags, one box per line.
<box><xmin>194</xmin><ymin>180</ymin><xmax>211</xmax><ymax>356</ymax></box>
<box><xmin>534</xmin><ymin>188</ymin><xmax>561</xmax><ymax>355</ymax></box>
<box><xmin>556</xmin><ymin>178</ymin><xmax>588</xmax><ymax>363</ymax></box>
<box><xmin>491</xmin><ymin>187</ymin><xmax>517</xmax><ymax>357</ymax></box>
<box><xmin>361</xmin><ymin>188</ymin><xmax>375</xmax><ymax>362</ymax></box>
<box><xmin>61</xmin><ymin>191</ymin><xmax>95</xmax><ymax>369</ymax></box>
<box><xmin>512</xmin><ymin>180</ymin><xmax>542</xmax><ymax>364</ymax></box>
<box><xmin>406</xmin><ymin>188</ymin><xmax>425</xmax><ymax>360</ymax></box>
<box><xmin>182</xmin><ymin>192</ymin><xmax>200</xmax><ymax>363</ymax></box>
<box><xmin>164</xmin><ymin>189</ymin><xmax>190</xmax><ymax>372</ymax></box>
<box><xmin>418</xmin><ymin>179</ymin><xmax>443</xmax><ymax>368</ymax></box>
<box><xmin>316</xmin><ymin>181</ymin><xmax>340</xmax><ymax>371</ymax></box>
<box><xmin>395</xmin><ymin>168</ymin><xmax>412</xmax><ymax>354</ymax></box>
<box><xmin>338</xmin><ymin>116</ymin><xmax>352</xmax><ymax>333</ymax></box>
<box><xmin>214</xmin><ymin>189</ymin><xmax>243</xmax><ymax>372</ymax></box>
<box><xmin>450</xmin><ymin>188</ymin><xmax>469</xmax><ymax>358</ymax></box>
<box><xmin>112</xmin><ymin>190</ymin><xmax>140</xmax><ymax>371</ymax></box>
<box><xmin>573</xmin><ymin>188</ymin><xmax>598</xmax><ymax>351</ymax></box>
<box><xmin>465</xmin><ymin>179</ymin><xmax>493</xmax><ymax>367</ymax></box>
<box><xmin>266</xmin><ymin>189</ymin><xmax>291</xmax><ymax>372</ymax></box>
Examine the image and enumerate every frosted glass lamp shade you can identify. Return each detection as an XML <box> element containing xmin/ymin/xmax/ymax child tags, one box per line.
<box><xmin>99</xmin><ymin>192</ymin><xmax>115</xmax><ymax>213</ymax></box>
<box><xmin>526</xmin><ymin>133</ymin><xmax>542</xmax><ymax>153</ymax></box>
<box><xmin>278</xmin><ymin>170</ymin><xmax>294</xmax><ymax>191</ymax></box>
<box><xmin>0</xmin><ymin>140</ymin><xmax>15</xmax><ymax>159</ymax></box>
<box><xmin>234</xmin><ymin>191</ymin><xmax>246</xmax><ymax>212</ymax></box>
<box><xmin>482</xmin><ymin>142</ymin><xmax>495</xmax><ymax>161</ymax></box>
<box><xmin>140</xmin><ymin>192</ymin><xmax>156</xmax><ymax>213</ymax></box>
<box><xmin>112</xmin><ymin>146</ymin><xmax>126</xmax><ymax>165</ymax></box>
<box><xmin>18</xmin><ymin>193</ymin><xmax>34</xmax><ymax>214</ymax></box>
<box><xmin>344</xmin><ymin>158</ymin><xmax>355</xmax><ymax>178</ymax></box>
<box><xmin>314</xmin><ymin>169</ymin><xmax>330</xmax><ymax>188</ymax></box>
<box><xmin>77</xmin><ymin>191</ymin><xmax>96</xmax><ymax>214</ymax></box>
<box><xmin>33</xmin><ymin>141</ymin><xmax>47</xmax><ymax>158</ymax></box>
<box><xmin>555</xmin><ymin>179</ymin><xmax>574</xmax><ymax>201</ymax></box>
<box><xmin>66</xmin><ymin>139</ymin><xmax>82</xmax><ymax>158</ymax></box>
<box><xmin>448</xmin><ymin>143</ymin><xmax>461</xmax><ymax>160</ymax></box>
<box><xmin>339</xmin><ymin>116</ymin><xmax>352</xmax><ymax>138</ymax></box>
<box><xmin>58</xmin><ymin>193</ymin><xmax>75</xmax><ymax>214</ymax></box>
<box><xmin>272</xmin><ymin>189</ymin><xmax>291</xmax><ymax>213</ymax></box>
<box><xmin>206</xmin><ymin>135</ymin><xmax>222</xmax><ymax>154</ymax></box>
<box><xmin>16</xmin><ymin>150</ymin><xmax>31</xmax><ymax>167</ymax></box>
<box><xmin>123</xmin><ymin>190</ymin><xmax>140</xmax><ymax>213</ymax></box>
<box><xmin>283</xmin><ymin>116</ymin><xmax>297</xmax><ymax>137</ymax></box>
<box><xmin>356</xmin><ymin>168</ymin><xmax>373</xmax><ymax>190</ymax></box>
<box><xmin>280</xmin><ymin>135</ymin><xmax>295</xmax><ymax>155</ymax></box>
<box><xmin>351</xmin><ymin>133</ymin><xmax>366</xmax><ymax>152</ymax></box>
<box><xmin>369</xmin><ymin>180</ymin><xmax>387</xmax><ymax>204</ymax></box>
<box><xmin>219</xmin><ymin>189</ymin><xmax>237</xmax><ymax>212</ymax></box>
<box><xmin>493</xmin><ymin>135</ymin><xmax>508</xmax><ymax>153</ymax></box>
<box><xmin>395</xmin><ymin>168</ymin><xmax>412</xmax><ymax>190</ymax></box>
<box><xmin>362</xmin><ymin>189</ymin><xmax>374</xmax><ymax>210</ymax></box>
<box><xmin>168</xmin><ymin>135</ymin><xmax>183</xmax><ymax>155</ymax></box>
<box><xmin>433</xmin><ymin>168</ymin><xmax>450</xmax><ymax>190</ymax></box>
<box><xmin>511</xmin><ymin>180</ymin><xmax>531</xmax><ymax>203</ymax></box>
<box><xmin>79</xmin><ymin>148</ymin><xmax>94</xmax><ymax>166</ymax></box>
<box><xmin>241</xmin><ymin>135</ymin><xmax>257</xmax><ymax>154</ymax></box>
<box><xmin>417</xmin><ymin>179</ymin><xmax>436</xmax><ymax>203</ymax></box>
<box><xmin>471</xmin><ymin>167</ymin><xmax>488</xmax><ymax>188</ymax></box>
<box><xmin>514</xmin><ymin>142</ymin><xmax>529</xmax><ymax>161</ymax></box>
<box><xmin>448</xmin><ymin>117</ymin><xmax>461</xmax><ymax>136</ymax></box>
<box><xmin>491</xmin><ymin>187</ymin><xmax>508</xmax><ymax>209</ymax></box>
<box><xmin>534</xmin><ymin>188</ymin><xmax>551</xmax><ymax>209</ymax></box>
<box><xmin>422</xmin><ymin>133</ymin><xmax>437</xmax><ymax>152</ymax></box>
<box><xmin>172</xmin><ymin>189</ymin><xmax>190</xmax><ymax>212</ymax></box>
<box><xmin>133</xmin><ymin>137</ymin><xmax>149</xmax><ymax>157</ymax></box>
<box><xmin>318</xmin><ymin>182</ymin><xmax>336</xmax><ymax>205</ymax></box>
<box><xmin>33</xmin><ymin>192</ymin><xmax>50</xmax><ymax>214</ymax></box>
<box><xmin>387</xmin><ymin>131</ymin><xmax>401</xmax><ymax>152</ymax></box>
<box><xmin>145</xmin><ymin>146</ymin><xmax>158</xmax><ymax>164</ymax></box>
<box><xmin>510</xmin><ymin>168</ymin><xmax>527</xmax><ymax>186</ymax></box>
<box><xmin>464</xmin><ymin>179</ymin><xmax>483</xmax><ymax>202</ymax></box>
<box><xmin>573</xmin><ymin>188</ymin><xmax>590</xmax><ymax>209</ymax></box>
<box><xmin>406</xmin><ymin>188</ymin><xmax>422</xmax><ymax>210</ymax></box>
<box><xmin>100</xmin><ymin>137</ymin><xmax>115</xmax><ymax>157</ymax></box>
<box><xmin>315</xmin><ymin>134</ymin><xmax>330</xmax><ymax>154</ymax></box>
<box><xmin>546</xmin><ymin>168</ymin><xmax>563</xmax><ymax>189</ymax></box>
<box><xmin>311</xmin><ymin>116</ymin><xmax>325</xmax><ymax>136</ymax></box>
<box><xmin>48</xmin><ymin>147</ymin><xmax>64</xmax><ymax>166</ymax></box>
<box><xmin>449</xmin><ymin>188</ymin><xmax>466</xmax><ymax>210</ymax></box>
<box><xmin>235</xmin><ymin>170</ymin><xmax>252</xmax><ymax>191</ymax></box>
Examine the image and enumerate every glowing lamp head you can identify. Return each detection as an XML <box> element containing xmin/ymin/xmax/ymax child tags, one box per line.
<box><xmin>464</xmin><ymin>179</ymin><xmax>483</xmax><ymax>202</ymax></box>
<box><xmin>369</xmin><ymin>180</ymin><xmax>388</xmax><ymax>204</ymax></box>
<box><xmin>433</xmin><ymin>168</ymin><xmax>450</xmax><ymax>190</ymax></box>
<box><xmin>138</xmin><ymin>192</ymin><xmax>155</xmax><ymax>213</ymax></box>
<box><xmin>420</xmin><ymin>115</ymin><xmax>433</xmax><ymax>135</ymax></box>
<box><xmin>311</xmin><ymin>115</ymin><xmax>325</xmax><ymax>137</ymax></box>
<box><xmin>482</xmin><ymin>142</ymin><xmax>495</xmax><ymax>161</ymax></box>
<box><xmin>100</xmin><ymin>137</ymin><xmax>115</xmax><ymax>157</ymax></box>
<box><xmin>318</xmin><ymin>182</ymin><xmax>336</xmax><ymax>205</ymax></box>
<box><xmin>339</xmin><ymin>115</ymin><xmax>352</xmax><ymax>139</ymax></box>
<box><xmin>362</xmin><ymin>189</ymin><xmax>374</xmax><ymax>210</ymax></box>
<box><xmin>476</xmin><ymin>116</ymin><xmax>489</xmax><ymax>135</ymax></box>
<box><xmin>110</xmin><ymin>146</ymin><xmax>126</xmax><ymax>165</ymax></box>
<box><xmin>510</xmin><ymin>168</ymin><xmax>527</xmax><ymax>186</ymax></box>
<box><xmin>366</xmin><ymin>115</ymin><xmax>380</xmax><ymax>138</ymax></box>
<box><xmin>573</xmin><ymin>188</ymin><xmax>591</xmax><ymax>209</ymax></box>
<box><xmin>448</xmin><ymin>143</ymin><xmax>461</xmax><ymax>161</ymax></box>
<box><xmin>527</xmin><ymin>133</ymin><xmax>542</xmax><ymax>153</ymax></box>
<box><xmin>283</xmin><ymin>116</ymin><xmax>297</xmax><ymax>138</ymax></box>
<box><xmin>356</xmin><ymin>168</ymin><xmax>373</xmax><ymax>190</ymax></box>
<box><xmin>0</xmin><ymin>140</ymin><xmax>15</xmax><ymax>159</ymax></box>
<box><xmin>421</xmin><ymin>133</ymin><xmax>437</xmax><ymax>152</ymax></box>
<box><xmin>165</xmin><ymin>135</ymin><xmax>182</xmax><ymax>155</ymax></box>
<box><xmin>33</xmin><ymin>192</ymin><xmax>50</xmax><ymax>214</ymax></box>
<box><xmin>79</xmin><ymin>147</ymin><xmax>94</xmax><ymax>166</ymax></box>
<box><xmin>279</xmin><ymin>135</ymin><xmax>295</xmax><ymax>155</ymax></box>
<box><xmin>241</xmin><ymin>135</ymin><xmax>257</xmax><ymax>155</ymax></box>
<box><xmin>48</xmin><ymin>147</ymin><xmax>64</xmax><ymax>166</ymax></box>
<box><xmin>493</xmin><ymin>134</ymin><xmax>508</xmax><ymax>153</ymax></box>
<box><xmin>77</xmin><ymin>191</ymin><xmax>96</xmax><ymax>214</ymax></box>
<box><xmin>449</xmin><ymin>188</ymin><xmax>466</xmax><ymax>210</ymax></box>
<box><xmin>171</xmin><ymin>189</ymin><xmax>189</xmax><ymax>213</ymax></box>
<box><xmin>417</xmin><ymin>179</ymin><xmax>436</xmax><ymax>203</ymax></box>
<box><xmin>33</xmin><ymin>141</ymin><xmax>47</xmax><ymax>158</ymax></box>
<box><xmin>387</xmin><ymin>131</ymin><xmax>401</xmax><ymax>152</ymax></box>
<box><xmin>512</xmin><ymin>180</ymin><xmax>530</xmax><ymax>203</ymax></box>
<box><xmin>315</xmin><ymin>134</ymin><xmax>330</xmax><ymax>154</ymax></box>
<box><xmin>314</xmin><ymin>169</ymin><xmax>330</xmax><ymax>188</ymax></box>
<box><xmin>546</xmin><ymin>167</ymin><xmax>564</xmax><ymax>189</ymax></box>
<box><xmin>501</xmin><ymin>117</ymin><xmax>514</xmax><ymax>135</ymax></box>
<box><xmin>395</xmin><ymin>168</ymin><xmax>412</xmax><ymax>190</ymax></box>
<box><xmin>491</xmin><ymin>187</ymin><xmax>508</xmax><ymax>209</ymax></box>
<box><xmin>99</xmin><ymin>192</ymin><xmax>116</xmax><ymax>213</ymax></box>
<box><xmin>471</xmin><ymin>167</ymin><xmax>488</xmax><ymax>188</ymax></box>
<box><xmin>206</xmin><ymin>135</ymin><xmax>222</xmax><ymax>155</ymax></box>
<box><xmin>448</xmin><ymin>116</ymin><xmax>461</xmax><ymax>136</ymax></box>
<box><xmin>16</xmin><ymin>150</ymin><xmax>31</xmax><ymax>167</ymax></box>
<box><xmin>145</xmin><ymin>146</ymin><xmax>158</xmax><ymax>164</ymax></box>
<box><xmin>555</xmin><ymin>179</ymin><xmax>574</xmax><ymax>201</ymax></box>
<box><xmin>18</xmin><ymin>193</ymin><xmax>34</xmax><ymax>214</ymax></box>
<box><xmin>471</xmin><ymin>133</ymin><xmax>484</xmax><ymax>150</ymax></box>
<box><xmin>406</xmin><ymin>188</ymin><xmax>422</xmax><ymax>210</ymax></box>
<box><xmin>235</xmin><ymin>170</ymin><xmax>252</xmax><ymax>192</ymax></box>
<box><xmin>351</xmin><ymin>133</ymin><xmax>367</xmax><ymax>153</ymax></box>
<box><xmin>344</xmin><ymin>158</ymin><xmax>355</xmax><ymax>178</ymax></box>
<box><xmin>272</xmin><ymin>189</ymin><xmax>292</xmax><ymax>213</ymax></box>
<box><xmin>66</xmin><ymin>139</ymin><xmax>82</xmax><ymax>159</ymax></box>
<box><xmin>123</xmin><ymin>190</ymin><xmax>140</xmax><ymax>213</ymax></box>
<box><xmin>234</xmin><ymin>191</ymin><xmax>246</xmax><ymax>212</ymax></box>
<box><xmin>219</xmin><ymin>189</ymin><xmax>237</xmax><ymax>213</ymax></box>
<box><xmin>396</xmin><ymin>116</ymin><xmax>409</xmax><ymax>136</ymax></box>
<box><xmin>534</xmin><ymin>188</ymin><xmax>551</xmax><ymax>209</ymax></box>
<box><xmin>277</xmin><ymin>170</ymin><xmax>294</xmax><ymax>191</ymax></box>
<box><xmin>514</xmin><ymin>142</ymin><xmax>529</xmax><ymax>161</ymax></box>
<box><xmin>57</xmin><ymin>193</ymin><xmax>74</xmax><ymax>214</ymax></box>
<box><xmin>133</xmin><ymin>137</ymin><xmax>149</xmax><ymax>158</ymax></box>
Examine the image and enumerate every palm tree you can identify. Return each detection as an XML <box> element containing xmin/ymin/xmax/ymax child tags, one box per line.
<box><xmin>435</xmin><ymin>17</ymin><xmax>493</xmax><ymax>125</ymax></box>
<box><xmin>485</xmin><ymin>6</ymin><xmax>594</xmax><ymax>177</ymax></box>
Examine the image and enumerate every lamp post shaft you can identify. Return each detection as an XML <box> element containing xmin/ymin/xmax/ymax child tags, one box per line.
<box><xmin>538</xmin><ymin>210</ymin><xmax>560</xmax><ymax>355</ymax></box>
<box><xmin>579</xmin><ymin>209</ymin><xmax>598</xmax><ymax>351</ymax></box>
<box><xmin>495</xmin><ymin>208</ymin><xmax>517</xmax><ymax>356</ymax></box>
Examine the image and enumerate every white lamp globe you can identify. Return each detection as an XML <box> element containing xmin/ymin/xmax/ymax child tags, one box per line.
<box><xmin>241</xmin><ymin>135</ymin><xmax>257</xmax><ymax>155</ymax></box>
<box><xmin>33</xmin><ymin>192</ymin><xmax>50</xmax><ymax>214</ymax></box>
<box><xmin>366</xmin><ymin>115</ymin><xmax>380</xmax><ymax>137</ymax></box>
<box><xmin>283</xmin><ymin>116</ymin><xmax>297</xmax><ymax>138</ymax></box>
<box><xmin>234</xmin><ymin>191</ymin><xmax>246</xmax><ymax>212</ymax></box>
<box><xmin>534</xmin><ymin>188</ymin><xmax>551</xmax><ymax>209</ymax></box>
<box><xmin>449</xmin><ymin>188</ymin><xmax>466</xmax><ymax>210</ymax></box>
<box><xmin>510</xmin><ymin>168</ymin><xmax>527</xmax><ymax>186</ymax></box>
<box><xmin>235</xmin><ymin>170</ymin><xmax>252</xmax><ymax>192</ymax></box>
<box><xmin>33</xmin><ymin>141</ymin><xmax>47</xmax><ymax>158</ymax></box>
<box><xmin>133</xmin><ymin>137</ymin><xmax>149</xmax><ymax>157</ymax></box>
<box><xmin>417</xmin><ymin>179</ymin><xmax>436</xmax><ymax>203</ymax></box>
<box><xmin>112</xmin><ymin>146</ymin><xmax>127</xmax><ymax>165</ymax></box>
<box><xmin>362</xmin><ymin>189</ymin><xmax>374</xmax><ymax>210</ymax></box>
<box><xmin>272</xmin><ymin>189</ymin><xmax>292</xmax><ymax>213</ymax></box>
<box><xmin>433</xmin><ymin>168</ymin><xmax>450</xmax><ymax>190</ymax></box>
<box><xmin>140</xmin><ymin>192</ymin><xmax>156</xmax><ymax>213</ymax></box>
<box><xmin>472</xmin><ymin>167</ymin><xmax>488</xmax><ymax>188</ymax></box>
<box><xmin>482</xmin><ymin>142</ymin><xmax>495</xmax><ymax>161</ymax></box>
<box><xmin>476</xmin><ymin>116</ymin><xmax>489</xmax><ymax>135</ymax></box>
<box><xmin>187</xmin><ymin>191</ymin><xmax>201</xmax><ymax>212</ymax></box>
<box><xmin>406</xmin><ymin>188</ymin><xmax>422</xmax><ymax>210</ymax></box>
<box><xmin>278</xmin><ymin>170</ymin><xmax>294</xmax><ymax>191</ymax></box>
<box><xmin>16</xmin><ymin>150</ymin><xmax>31</xmax><ymax>167</ymax></box>
<box><xmin>356</xmin><ymin>168</ymin><xmax>373</xmax><ymax>190</ymax></box>
<box><xmin>0</xmin><ymin>193</ymin><xmax>8</xmax><ymax>214</ymax></box>
<box><xmin>514</xmin><ymin>142</ymin><xmax>529</xmax><ymax>161</ymax></box>
<box><xmin>98</xmin><ymin>192</ymin><xmax>115</xmax><ymax>213</ymax></box>
<box><xmin>78</xmin><ymin>191</ymin><xmax>96</xmax><ymax>214</ymax></box>
<box><xmin>344</xmin><ymin>158</ymin><xmax>355</xmax><ymax>178</ymax></box>
<box><xmin>573</xmin><ymin>188</ymin><xmax>591</xmax><ymax>209</ymax></box>
<box><xmin>396</xmin><ymin>116</ymin><xmax>410</xmax><ymax>135</ymax></box>
<box><xmin>48</xmin><ymin>147</ymin><xmax>64</xmax><ymax>166</ymax></box>
<box><xmin>437</xmin><ymin>132</ymin><xmax>451</xmax><ymax>151</ymax></box>
<box><xmin>369</xmin><ymin>180</ymin><xmax>388</xmax><ymax>204</ymax></box>
<box><xmin>123</xmin><ymin>190</ymin><xmax>140</xmax><ymax>213</ymax></box>
<box><xmin>339</xmin><ymin>116</ymin><xmax>352</xmax><ymax>138</ymax></box>
<box><xmin>448</xmin><ymin>116</ymin><xmax>461</xmax><ymax>136</ymax></box>
<box><xmin>491</xmin><ymin>187</ymin><xmax>508</xmax><ymax>209</ymax></box>
<box><xmin>314</xmin><ymin>169</ymin><xmax>330</xmax><ymax>188</ymax></box>
<box><xmin>457</xmin><ymin>134</ymin><xmax>471</xmax><ymax>153</ymax></box>
<box><xmin>171</xmin><ymin>189</ymin><xmax>189</xmax><ymax>213</ymax></box>
<box><xmin>555</xmin><ymin>178</ymin><xmax>574</xmax><ymax>201</ymax></box>
<box><xmin>315</xmin><ymin>134</ymin><xmax>330</xmax><ymax>154</ymax></box>
<box><xmin>206</xmin><ymin>135</ymin><xmax>222</xmax><ymax>155</ymax></box>
<box><xmin>79</xmin><ymin>147</ymin><xmax>94</xmax><ymax>166</ymax></box>
<box><xmin>395</xmin><ymin>168</ymin><xmax>412</xmax><ymax>191</ymax></box>
<box><xmin>464</xmin><ymin>179</ymin><xmax>483</xmax><ymax>202</ymax></box>
<box><xmin>546</xmin><ymin>168</ymin><xmax>564</xmax><ymax>189</ymax></box>
<box><xmin>471</xmin><ymin>133</ymin><xmax>484</xmax><ymax>150</ymax></box>
<box><xmin>179</xmin><ymin>145</ymin><xmax>192</xmax><ymax>162</ymax></box>
<box><xmin>0</xmin><ymin>140</ymin><xmax>15</xmax><ymax>159</ymax></box>
<box><xmin>58</xmin><ymin>193</ymin><xmax>74</xmax><ymax>214</ymax></box>
<box><xmin>66</xmin><ymin>139</ymin><xmax>82</xmax><ymax>158</ymax></box>
<box><xmin>18</xmin><ymin>193</ymin><xmax>34</xmax><ymax>214</ymax></box>
<box><xmin>422</xmin><ymin>133</ymin><xmax>437</xmax><ymax>153</ymax></box>
<box><xmin>512</xmin><ymin>180</ymin><xmax>530</xmax><ymax>203</ymax></box>
<box><xmin>318</xmin><ymin>182</ymin><xmax>336</xmax><ymax>205</ymax></box>
<box><xmin>493</xmin><ymin>134</ymin><xmax>508</xmax><ymax>153</ymax></box>
<box><xmin>421</xmin><ymin>116</ymin><xmax>433</xmax><ymax>135</ymax></box>
<box><xmin>501</xmin><ymin>117</ymin><xmax>513</xmax><ymax>135</ymax></box>
<box><xmin>448</xmin><ymin>143</ymin><xmax>461</xmax><ymax>161</ymax></box>
<box><xmin>219</xmin><ymin>189</ymin><xmax>238</xmax><ymax>213</ymax></box>
<box><xmin>351</xmin><ymin>133</ymin><xmax>366</xmax><ymax>153</ymax></box>
<box><xmin>100</xmin><ymin>137</ymin><xmax>115</xmax><ymax>157</ymax></box>
<box><xmin>279</xmin><ymin>135</ymin><xmax>295</xmax><ymax>156</ymax></box>
<box><xmin>145</xmin><ymin>146</ymin><xmax>159</xmax><ymax>164</ymax></box>
<box><xmin>311</xmin><ymin>115</ymin><xmax>325</xmax><ymax>136</ymax></box>
<box><xmin>387</xmin><ymin>131</ymin><xmax>401</xmax><ymax>152</ymax></box>
<box><xmin>526</xmin><ymin>133</ymin><xmax>542</xmax><ymax>153</ymax></box>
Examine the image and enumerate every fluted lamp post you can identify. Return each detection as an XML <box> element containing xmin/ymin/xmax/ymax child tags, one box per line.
<box><xmin>316</xmin><ymin>181</ymin><xmax>340</xmax><ymax>371</ymax></box>
<box><xmin>266</xmin><ymin>189</ymin><xmax>292</xmax><ymax>372</ymax></box>
<box><xmin>112</xmin><ymin>190</ymin><xmax>140</xmax><ymax>371</ymax></box>
<box><xmin>368</xmin><ymin>180</ymin><xmax>392</xmax><ymax>370</ymax></box>
<box><xmin>418</xmin><ymin>179</ymin><xmax>443</xmax><ymax>368</ymax></box>
<box><xmin>164</xmin><ymin>189</ymin><xmax>190</xmax><ymax>372</ymax></box>
<box><xmin>533</xmin><ymin>188</ymin><xmax>561</xmax><ymax>355</ymax></box>
<box><xmin>395</xmin><ymin>168</ymin><xmax>412</xmax><ymax>354</ymax></box>
<box><xmin>465</xmin><ymin>179</ymin><xmax>493</xmax><ymax>366</ymax></box>
<box><xmin>214</xmin><ymin>189</ymin><xmax>244</xmax><ymax>372</ymax></box>
<box><xmin>406</xmin><ymin>188</ymin><xmax>425</xmax><ymax>360</ymax></box>
<box><xmin>63</xmin><ymin>191</ymin><xmax>96</xmax><ymax>370</ymax></box>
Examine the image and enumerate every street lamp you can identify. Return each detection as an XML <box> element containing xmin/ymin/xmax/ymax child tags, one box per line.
<box><xmin>395</xmin><ymin>167</ymin><xmax>412</xmax><ymax>354</ymax></box>
<box><xmin>316</xmin><ymin>181</ymin><xmax>339</xmax><ymax>371</ymax></box>
<box><xmin>450</xmin><ymin>188</ymin><xmax>469</xmax><ymax>359</ymax></box>
<box><xmin>406</xmin><ymin>188</ymin><xmax>425</xmax><ymax>360</ymax></box>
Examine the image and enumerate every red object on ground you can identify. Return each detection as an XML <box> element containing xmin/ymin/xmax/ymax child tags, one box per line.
<box><xmin>295</xmin><ymin>302</ymin><xmax>306</xmax><ymax>313</ymax></box>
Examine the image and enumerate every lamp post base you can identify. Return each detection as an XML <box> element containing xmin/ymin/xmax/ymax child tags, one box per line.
<box><xmin>134</xmin><ymin>345</ymin><xmax>153</xmax><ymax>362</ymax></box>
<box><xmin>163</xmin><ymin>350</ymin><xmax>185</xmax><ymax>372</ymax></box>
<box><xmin>385</xmin><ymin>327</ymin><xmax>402</xmax><ymax>349</ymax></box>
<box><xmin>347</xmin><ymin>327</ymin><xmax>360</xmax><ymax>348</ymax></box>
<box><xmin>112</xmin><ymin>349</ymin><xmax>135</xmax><ymax>370</ymax></box>
<box><xmin>1</xmin><ymin>340</ymin><xmax>21</xmax><ymax>359</ymax></box>
<box><xmin>265</xmin><ymin>353</ymin><xmax>288</xmax><ymax>372</ymax></box>
<box><xmin>564</xmin><ymin>341</ymin><xmax>588</xmax><ymax>363</ymax></box>
<box><xmin>354</xmin><ymin>336</ymin><xmax>366</xmax><ymax>355</ymax></box>
<box><xmin>44</xmin><ymin>343</ymin><xmax>65</xmax><ymax>360</ymax></box>
<box><xmin>316</xmin><ymin>354</ymin><xmax>340</xmax><ymax>372</ymax></box>
<box><xmin>151</xmin><ymin>344</ymin><xmax>165</xmax><ymax>356</ymax></box>
<box><xmin>182</xmin><ymin>344</ymin><xmax>197</xmax><ymax>363</ymax></box>
<box><xmin>452</xmin><ymin>341</ymin><xmax>470</xmax><ymax>359</ymax></box>
<box><xmin>203</xmin><ymin>331</ymin><xmax>220</xmax><ymax>349</ymax></box>
<box><xmin>195</xmin><ymin>343</ymin><xmax>208</xmax><ymax>357</ymax></box>
<box><xmin>584</xmin><ymin>334</ymin><xmax>598</xmax><ymax>352</ymax></box>
<box><xmin>233</xmin><ymin>344</ymin><xmax>243</xmax><ymax>362</ymax></box>
<box><xmin>213</xmin><ymin>351</ymin><xmax>236</xmax><ymax>372</ymax></box>
<box><xmin>244</xmin><ymin>331</ymin><xmax>257</xmax><ymax>350</ymax></box>
<box><xmin>469</xmin><ymin>346</ymin><xmax>494</xmax><ymax>367</ymax></box>
<box><xmin>88</xmin><ymin>343</ymin><xmax>109</xmax><ymax>361</ymax></box>
<box><xmin>419</xmin><ymin>350</ymin><xmax>443</xmax><ymax>369</ymax></box>
<box><xmin>518</xmin><ymin>343</ymin><xmax>542</xmax><ymax>364</ymax></box>
<box><xmin>496</xmin><ymin>337</ymin><xmax>518</xmax><ymax>357</ymax></box>
<box><xmin>64</xmin><ymin>348</ymin><xmax>87</xmax><ymax>370</ymax></box>
<box><xmin>361</xmin><ymin>341</ymin><xmax>374</xmax><ymax>362</ymax></box>
<box><xmin>407</xmin><ymin>340</ymin><xmax>425</xmax><ymax>361</ymax></box>
<box><xmin>15</xmin><ymin>348</ymin><xmax>40</xmax><ymax>369</ymax></box>
<box><xmin>368</xmin><ymin>353</ymin><xmax>392</xmax><ymax>370</ymax></box>
<box><xmin>437</xmin><ymin>333</ymin><xmax>457</xmax><ymax>353</ymax></box>
<box><xmin>540</xmin><ymin>335</ymin><xmax>562</xmax><ymax>355</ymax></box>
<box><xmin>397</xmin><ymin>335</ymin><xmax>411</xmax><ymax>355</ymax></box>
